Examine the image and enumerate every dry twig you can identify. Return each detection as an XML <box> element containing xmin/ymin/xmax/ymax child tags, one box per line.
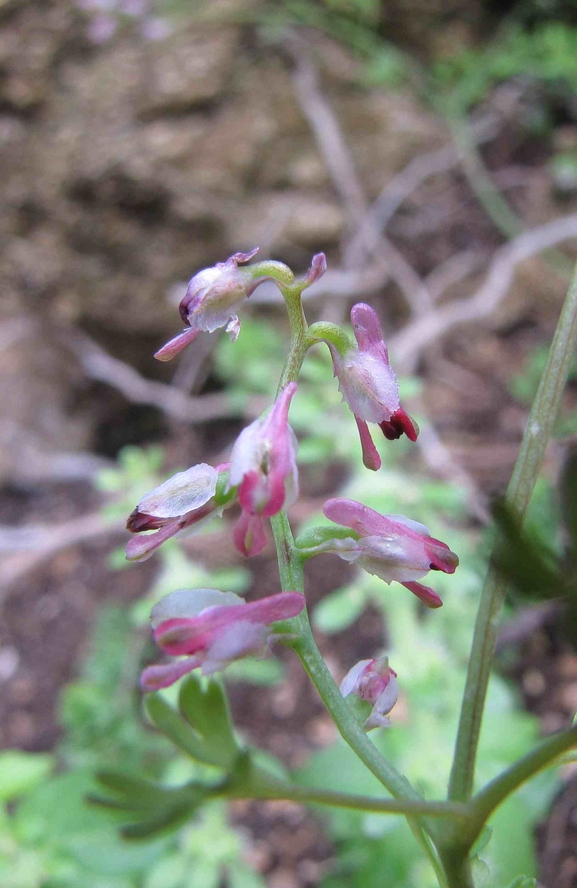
<box><xmin>60</xmin><ymin>329</ymin><xmax>266</xmax><ymax>424</ymax></box>
<box><xmin>391</xmin><ymin>213</ymin><xmax>577</xmax><ymax>372</ymax></box>
<box><xmin>285</xmin><ymin>31</ymin><xmax>434</xmax><ymax>318</ymax></box>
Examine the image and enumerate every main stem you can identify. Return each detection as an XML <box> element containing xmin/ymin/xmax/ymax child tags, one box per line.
<box><xmin>271</xmin><ymin>284</ymin><xmax>449</xmax><ymax>886</ymax></box>
<box><xmin>449</xmin><ymin>259</ymin><xmax>577</xmax><ymax>803</ymax></box>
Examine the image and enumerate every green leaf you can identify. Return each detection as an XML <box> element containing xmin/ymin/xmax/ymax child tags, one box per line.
<box><xmin>92</xmin><ymin>771</ymin><xmax>209</xmax><ymax>840</ymax></box>
<box><xmin>502</xmin><ymin>877</ymin><xmax>536</xmax><ymax>888</ymax></box>
<box><xmin>472</xmin><ymin>825</ymin><xmax>493</xmax><ymax>856</ymax></box>
<box><xmin>145</xmin><ymin>694</ymin><xmax>220</xmax><ymax>766</ymax></box>
<box><xmin>313</xmin><ymin>586</ymin><xmax>367</xmax><ymax>634</ymax></box>
<box><xmin>0</xmin><ymin>751</ymin><xmax>53</xmax><ymax>802</ymax></box>
<box><xmin>178</xmin><ymin>678</ymin><xmax>235</xmax><ymax>764</ymax></box>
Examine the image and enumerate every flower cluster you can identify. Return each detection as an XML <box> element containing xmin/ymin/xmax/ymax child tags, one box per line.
<box><xmin>127</xmin><ymin>250</ymin><xmax>458</xmax><ymax>724</ymax></box>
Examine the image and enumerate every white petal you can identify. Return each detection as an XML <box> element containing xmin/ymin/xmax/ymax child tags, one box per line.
<box><xmin>138</xmin><ymin>464</ymin><xmax>218</xmax><ymax>518</ymax></box>
<box><xmin>365</xmin><ymin>675</ymin><xmax>399</xmax><ymax>730</ymax></box>
<box><xmin>364</xmin><ymin>712</ymin><xmax>392</xmax><ymax>730</ymax></box>
<box><xmin>340</xmin><ymin>659</ymin><xmax>372</xmax><ymax>697</ymax></box>
<box><xmin>338</xmin><ymin>352</ymin><xmax>400</xmax><ymax>424</ymax></box>
<box><xmin>150</xmin><ymin>588</ymin><xmax>243</xmax><ymax>628</ymax></box>
<box><xmin>228</xmin><ymin>418</ymin><xmax>266</xmax><ymax>487</ymax></box>
<box><xmin>385</xmin><ymin>515</ymin><xmax>430</xmax><ymax>536</ymax></box>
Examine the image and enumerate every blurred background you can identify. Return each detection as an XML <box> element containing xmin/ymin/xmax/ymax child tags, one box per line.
<box><xmin>2</xmin><ymin>1</ymin><xmax>577</xmax><ymax>886</ymax></box>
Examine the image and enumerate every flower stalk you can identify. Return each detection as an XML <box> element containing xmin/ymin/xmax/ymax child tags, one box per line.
<box><xmin>449</xmin><ymin>259</ymin><xmax>577</xmax><ymax>805</ymax></box>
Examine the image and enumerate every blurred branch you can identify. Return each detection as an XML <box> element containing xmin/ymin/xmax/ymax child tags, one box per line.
<box><xmin>61</xmin><ymin>330</ymin><xmax>266</xmax><ymax>424</ymax></box>
<box><xmin>450</xmin><ymin>116</ymin><xmax>573</xmax><ymax>279</ymax></box>
<box><xmin>286</xmin><ymin>32</ymin><xmax>365</xmax><ymax>225</ymax></box>
<box><xmin>0</xmin><ymin>512</ymin><xmax>126</xmax><ymax>594</ymax></box>
<box><xmin>392</xmin><ymin>213</ymin><xmax>577</xmax><ymax>372</ymax></box>
<box><xmin>424</xmin><ymin>250</ymin><xmax>487</xmax><ymax>303</ymax></box>
<box><xmin>285</xmin><ymin>31</ymin><xmax>434</xmax><ymax>318</ymax></box>
<box><xmin>343</xmin><ymin>116</ymin><xmax>498</xmax><ymax>268</ymax></box>
<box><xmin>414</xmin><ymin>414</ymin><xmax>490</xmax><ymax>524</ymax></box>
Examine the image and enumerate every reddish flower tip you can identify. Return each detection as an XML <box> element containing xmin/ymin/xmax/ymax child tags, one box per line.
<box><xmin>379</xmin><ymin>408</ymin><xmax>419</xmax><ymax>442</ymax></box>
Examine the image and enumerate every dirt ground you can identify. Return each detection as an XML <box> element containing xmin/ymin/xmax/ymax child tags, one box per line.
<box><xmin>2</xmin><ymin>111</ymin><xmax>577</xmax><ymax>887</ymax></box>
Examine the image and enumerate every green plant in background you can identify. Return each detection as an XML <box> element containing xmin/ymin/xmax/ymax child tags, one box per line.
<box><xmin>0</xmin><ymin>241</ymin><xmax>575</xmax><ymax>888</ymax></box>
<box><xmin>80</xmin><ymin>246</ymin><xmax>577</xmax><ymax>888</ymax></box>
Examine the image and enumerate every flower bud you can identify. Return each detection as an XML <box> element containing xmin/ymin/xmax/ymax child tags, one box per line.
<box><xmin>229</xmin><ymin>382</ymin><xmax>299</xmax><ymax>557</ymax></box>
<box><xmin>141</xmin><ymin>588</ymin><xmax>306</xmax><ymax>690</ymax></box>
<box><xmin>340</xmin><ymin>656</ymin><xmax>398</xmax><ymax>730</ymax></box>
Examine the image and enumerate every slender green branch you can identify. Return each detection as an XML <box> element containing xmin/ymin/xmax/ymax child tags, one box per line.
<box><xmin>449</xmin><ymin>259</ymin><xmax>577</xmax><ymax>803</ymax></box>
<box><xmin>227</xmin><ymin>773</ymin><xmax>471</xmax><ymax>820</ymax></box>
<box><xmin>307</xmin><ymin>321</ymin><xmax>354</xmax><ymax>356</ymax></box>
<box><xmin>277</xmin><ymin>283</ymin><xmax>309</xmax><ymax>392</ymax></box>
<box><xmin>472</xmin><ymin>726</ymin><xmax>577</xmax><ymax>825</ymax></box>
<box><xmin>271</xmin><ymin>288</ymin><xmax>449</xmax><ymax>884</ymax></box>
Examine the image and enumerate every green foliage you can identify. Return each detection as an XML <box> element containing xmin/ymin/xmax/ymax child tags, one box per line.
<box><xmin>0</xmin><ymin>752</ymin><xmax>52</xmax><ymax>803</ymax></box>
<box><xmin>432</xmin><ymin>22</ymin><xmax>577</xmax><ymax>115</ymax></box>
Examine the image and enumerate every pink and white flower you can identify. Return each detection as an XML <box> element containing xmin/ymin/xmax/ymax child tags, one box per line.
<box><xmin>329</xmin><ymin>303</ymin><xmax>418</xmax><ymax>470</ymax></box>
<box><xmin>126</xmin><ymin>463</ymin><xmax>233</xmax><ymax>562</ymax></box>
<box><xmin>155</xmin><ymin>248</ymin><xmax>269</xmax><ymax>361</ymax></box>
<box><xmin>229</xmin><ymin>382</ymin><xmax>299</xmax><ymax>557</ymax></box>
<box><xmin>140</xmin><ymin>588</ymin><xmax>306</xmax><ymax>691</ymax></box>
<box><xmin>322</xmin><ymin>498</ymin><xmax>459</xmax><ymax>608</ymax></box>
<box><xmin>340</xmin><ymin>656</ymin><xmax>399</xmax><ymax>729</ymax></box>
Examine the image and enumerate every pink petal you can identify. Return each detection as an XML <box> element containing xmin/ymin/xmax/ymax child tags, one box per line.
<box><xmin>426</xmin><ymin>540</ymin><xmax>459</xmax><ymax>574</ymax></box>
<box><xmin>324</xmin><ymin>499</ymin><xmax>429</xmax><ymax>545</ymax></box>
<box><xmin>233</xmin><ymin>509</ymin><xmax>267</xmax><ymax>557</ymax></box>
<box><xmin>303</xmin><ymin>253</ymin><xmax>328</xmax><ymax>288</ymax></box>
<box><xmin>401</xmin><ymin>581</ymin><xmax>443</xmax><ymax>608</ymax></box>
<box><xmin>140</xmin><ymin>656</ymin><xmax>201</xmax><ymax>691</ymax></box>
<box><xmin>351</xmin><ymin>303</ymin><xmax>389</xmax><ymax>364</ymax></box>
<box><xmin>155</xmin><ymin>591</ymin><xmax>305</xmax><ymax>656</ymax></box>
<box><xmin>154</xmin><ymin>327</ymin><xmax>200</xmax><ymax>361</ymax></box>
<box><xmin>355</xmin><ymin>418</ymin><xmax>381</xmax><ymax>471</ymax></box>
<box><xmin>228</xmin><ymin>247</ymin><xmax>260</xmax><ymax>266</ymax></box>
<box><xmin>125</xmin><ymin>519</ymin><xmax>182</xmax><ymax>562</ymax></box>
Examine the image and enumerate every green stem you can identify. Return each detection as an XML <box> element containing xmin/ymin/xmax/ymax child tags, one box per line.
<box><xmin>438</xmin><ymin>852</ymin><xmax>475</xmax><ymax>888</ymax></box>
<box><xmin>449</xmin><ymin>116</ymin><xmax>572</xmax><ymax>279</ymax></box>
<box><xmin>277</xmin><ymin>283</ymin><xmax>310</xmax><ymax>392</ymax></box>
<box><xmin>307</xmin><ymin>321</ymin><xmax>354</xmax><ymax>356</ymax></box>
<box><xmin>449</xmin><ymin>259</ymin><xmax>577</xmax><ymax>803</ymax></box>
<box><xmin>270</xmin><ymin>291</ymin><xmax>450</xmax><ymax>885</ymax></box>
<box><xmin>228</xmin><ymin>768</ymin><xmax>470</xmax><ymax>820</ymax></box>
<box><xmin>472</xmin><ymin>726</ymin><xmax>577</xmax><ymax>825</ymax></box>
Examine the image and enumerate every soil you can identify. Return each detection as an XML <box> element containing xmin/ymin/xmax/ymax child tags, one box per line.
<box><xmin>2</xmin><ymin>42</ymin><xmax>577</xmax><ymax>888</ymax></box>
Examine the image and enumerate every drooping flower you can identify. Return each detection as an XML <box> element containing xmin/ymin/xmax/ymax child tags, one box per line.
<box><xmin>321</xmin><ymin>498</ymin><xmax>459</xmax><ymax>607</ymax></box>
<box><xmin>228</xmin><ymin>382</ymin><xmax>299</xmax><ymax>557</ymax></box>
<box><xmin>154</xmin><ymin>250</ymin><xmax>257</xmax><ymax>361</ymax></box>
<box><xmin>126</xmin><ymin>463</ymin><xmax>234</xmax><ymax>562</ymax></box>
<box><xmin>340</xmin><ymin>656</ymin><xmax>399</xmax><ymax>730</ymax></box>
<box><xmin>155</xmin><ymin>248</ymin><xmax>271</xmax><ymax>361</ymax></box>
<box><xmin>140</xmin><ymin>588</ymin><xmax>306</xmax><ymax>691</ymax></box>
<box><xmin>329</xmin><ymin>303</ymin><xmax>418</xmax><ymax>470</ymax></box>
